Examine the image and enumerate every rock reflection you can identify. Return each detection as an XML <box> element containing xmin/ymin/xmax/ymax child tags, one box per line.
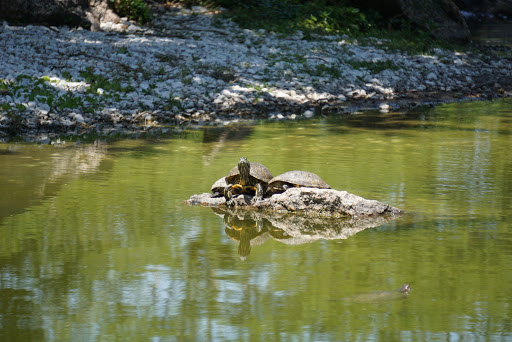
<box><xmin>48</xmin><ymin>141</ymin><xmax>108</xmax><ymax>179</ymax></box>
<box><xmin>214</xmin><ymin>207</ymin><xmax>398</xmax><ymax>259</ymax></box>
<box><xmin>0</xmin><ymin>141</ymin><xmax>110</xmax><ymax>220</ymax></box>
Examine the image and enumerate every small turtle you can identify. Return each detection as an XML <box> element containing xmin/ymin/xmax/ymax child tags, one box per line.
<box><xmin>224</xmin><ymin>157</ymin><xmax>273</xmax><ymax>203</ymax></box>
<box><xmin>266</xmin><ymin>170</ymin><xmax>330</xmax><ymax>195</ymax></box>
<box><xmin>211</xmin><ymin>177</ymin><xmax>228</xmax><ymax>198</ymax></box>
<box><xmin>212</xmin><ymin>177</ymin><xmax>246</xmax><ymax>198</ymax></box>
<box><xmin>343</xmin><ymin>284</ymin><xmax>411</xmax><ymax>303</ymax></box>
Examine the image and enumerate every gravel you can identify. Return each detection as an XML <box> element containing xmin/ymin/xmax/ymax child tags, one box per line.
<box><xmin>1</xmin><ymin>5</ymin><xmax>511</xmax><ymax>141</ymax></box>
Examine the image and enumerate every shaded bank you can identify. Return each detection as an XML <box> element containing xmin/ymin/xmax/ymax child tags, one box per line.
<box><xmin>1</xmin><ymin>4</ymin><xmax>511</xmax><ymax>142</ymax></box>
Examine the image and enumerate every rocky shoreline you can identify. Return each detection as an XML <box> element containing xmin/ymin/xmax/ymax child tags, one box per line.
<box><xmin>1</xmin><ymin>5</ymin><xmax>511</xmax><ymax>142</ymax></box>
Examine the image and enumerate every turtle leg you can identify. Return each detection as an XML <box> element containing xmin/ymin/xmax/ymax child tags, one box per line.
<box><xmin>251</xmin><ymin>183</ymin><xmax>265</xmax><ymax>204</ymax></box>
<box><xmin>224</xmin><ymin>184</ymin><xmax>234</xmax><ymax>203</ymax></box>
<box><xmin>225</xmin><ymin>184</ymin><xmax>244</xmax><ymax>206</ymax></box>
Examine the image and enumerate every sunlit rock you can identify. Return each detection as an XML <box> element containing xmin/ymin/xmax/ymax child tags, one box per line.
<box><xmin>186</xmin><ymin>187</ymin><xmax>405</xmax><ymax>218</ymax></box>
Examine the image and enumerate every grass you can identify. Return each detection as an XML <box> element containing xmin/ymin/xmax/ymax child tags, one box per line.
<box><xmin>218</xmin><ymin>1</ymin><xmax>372</xmax><ymax>37</ymax></box>
<box><xmin>108</xmin><ymin>0</ymin><xmax>152</xmax><ymax>24</ymax></box>
<box><xmin>344</xmin><ymin>59</ymin><xmax>400</xmax><ymax>74</ymax></box>
<box><xmin>79</xmin><ymin>66</ymin><xmax>136</xmax><ymax>94</ymax></box>
<box><xmin>0</xmin><ymin>68</ymin><xmax>140</xmax><ymax>117</ymax></box>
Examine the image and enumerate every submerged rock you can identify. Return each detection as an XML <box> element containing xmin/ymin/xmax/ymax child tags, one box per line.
<box><xmin>185</xmin><ymin>187</ymin><xmax>405</xmax><ymax>218</ymax></box>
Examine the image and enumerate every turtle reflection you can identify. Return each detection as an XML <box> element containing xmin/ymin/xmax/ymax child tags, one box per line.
<box><xmin>214</xmin><ymin>208</ymin><xmax>397</xmax><ymax>260</ymax></box>
<box><xmin>220</xmin><ymin>210</ymin><xmax>271</xmax><ymax>260</ymax></box>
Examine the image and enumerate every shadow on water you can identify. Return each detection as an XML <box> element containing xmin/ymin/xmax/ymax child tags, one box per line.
<box><xmin>323</xmin><ymin>100</ymin><xmax>512</xmax><ymax>135</ymax></box>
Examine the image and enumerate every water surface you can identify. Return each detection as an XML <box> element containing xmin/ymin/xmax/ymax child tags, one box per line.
<box><xmin>1</xmin><ymin>99</ymin><xmax>511</xmax><ymax>341</ymax></box>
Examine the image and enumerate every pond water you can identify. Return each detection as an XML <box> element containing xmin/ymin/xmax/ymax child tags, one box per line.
<box><xmin>1</xmin><ymin>99</ymin><xmax>512</xmax><ymax>341</ymax></box>
<box><xmin>468</xmin><ymin>20</ymin><xmax>512</xmax><ymax>47</ymax></box>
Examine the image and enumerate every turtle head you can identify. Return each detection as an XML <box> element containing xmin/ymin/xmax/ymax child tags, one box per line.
<box><xmin>398</xmin><ymin>284</ymin><xmax>411</xmax><ymax>294</ymax></box>
<box><xmin>238</xmin><ymin>157</ymin><xmax>251</xmax><ymax>185</ymax></box>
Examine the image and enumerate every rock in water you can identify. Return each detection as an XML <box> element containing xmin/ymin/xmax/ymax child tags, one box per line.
<box><xmin>185</xmin><ymin>188</ymin><xmax>405</xmax><ymax>218</ymax></box>
<box><xmin>256</xmin><ymin>188</ymin><xmax>403</xmax><ymax>217</ymax></box>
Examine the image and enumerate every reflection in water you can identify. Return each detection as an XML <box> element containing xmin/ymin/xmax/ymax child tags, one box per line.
<box><xmin>0</xmin><ymin>141</ymin><xmax>110</xmax><ymax>220</ymax></box>
<box><xmin>201</xmin><ymin>126</ymin><xmax>255</xmax><ymax>166</ymax></box>
<box><xmin>0</xmin><ymin>100</ymin><xmax>511</xmax><ymax>341</ymax></box>
<box><xmin>216</xmin><ymin>207</ymin><xmax>399</xmax><ymax>260</ymax></box>
<box><xmin>467</xmin><ymin>20</ymin><xmax>512</xmax><ymax>46</ymax></box>
<box><xmin>48</xmin><ymin>141</ymin><xmax>107</xmax><ymax>179</ymax></box>
<box><xmin>220</xmin><ymin>209</ymin><xmax>271</xmax><ymax>260</ymax></box>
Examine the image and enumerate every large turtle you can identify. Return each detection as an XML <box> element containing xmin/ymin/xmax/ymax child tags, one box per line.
<box><xmin>266</xmin><ymin>170</ymin><xmax>330</xmax><ymax>195</ymax></box>
<box><xmin>224</xmin><ymin>157</ymin><xmax>273</xmax><ymax>203</ymax></box>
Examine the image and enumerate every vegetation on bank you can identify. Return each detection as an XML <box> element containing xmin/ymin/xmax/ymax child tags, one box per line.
<box><xmin>151</xmin><ymin>0</ymin><xmax>455</xmax><ymax>54</ymax></box>
<box><xmin>107</xmin><ymin>0</ymin><xmax>456</xmax><ymax>53</ymax></box>
<box><xmin>108</xmin><ymin>0</ymin><xmax>153</xmax><ymax>24</ymax></box>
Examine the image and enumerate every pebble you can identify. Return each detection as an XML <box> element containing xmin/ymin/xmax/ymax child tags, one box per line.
<box><xmin>303</xmin><ymin>110</ymin><xmax>314</xmax><ymax>118</ymax></box>
<box><xmin>0</xmin><ymin>6</ymin><xmax>510</xmax><ymax>140</ymax></box>
<box><xmin>426</xmin><ymin>72</ymin><xmax>438</xmax><ymax>80</ymax></box>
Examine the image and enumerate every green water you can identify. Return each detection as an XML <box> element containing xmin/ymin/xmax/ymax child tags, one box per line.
<box><xmin>1</xmin><ymin>100</ymin><xmax>511</xmax><ymax>341</ymax></box>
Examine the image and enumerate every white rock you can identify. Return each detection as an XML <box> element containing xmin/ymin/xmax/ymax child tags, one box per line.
<box><xmin>426</xmin><ymin>72</ymin><xmax>437</xmax><ymax>80</ymax></box>
<box><xmin>303</xmin><ymin>110</ymin><xmax>314</xmax><ymax>118</ymax></box>
<box><xmin>100</xmin><ymin>22</ymin><xmax>114</xmax><ymax>32</ymax></box>
<box><xmin>60</xmin><ymin>117</ymin><xmax>74</xmax><ymax>126</ymax></box>
<box><xmin>0</xmin><ymin>7</ymin><xmax>510</xmax><ymax>135</ymax></box>
<box><xmin>69</xmin><ymin>112</ymin><xmax>85</xmax><ymax>123</ymax></box>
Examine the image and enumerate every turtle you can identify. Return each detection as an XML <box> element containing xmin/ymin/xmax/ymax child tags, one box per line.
<box><xmin>343</xmin><ymin>284</ymin><xmax>411</xmax><ymax>303</ymax></box>
<box><xmin>224</xmin><ymin>157</ymin><xmax>273</xmax><ymax>203</ymax></box>
<box><xmin>210</xmin><ymin>177</ymin><xmax>228</xmax><ymax>198</ymax></box>
<box><xmin>211</xmin><ymin>176</ymin><xmax>245</xmax><ymax>198</ymax></box>
<box><xmin>265</xmin><ymin>170</ymin><xmax>331</xmax><ymax>195</ymax></box>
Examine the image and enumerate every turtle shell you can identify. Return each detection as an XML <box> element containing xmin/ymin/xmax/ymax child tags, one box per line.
<box><xmin>267</xmin><ymin>170</ymin><xmax>330</xmax><ymax>193</ymax></box>
<box><xmin>225</xmin><ymin>162</ymin><xmax>273</xmax><ymax>185</ymax></box>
